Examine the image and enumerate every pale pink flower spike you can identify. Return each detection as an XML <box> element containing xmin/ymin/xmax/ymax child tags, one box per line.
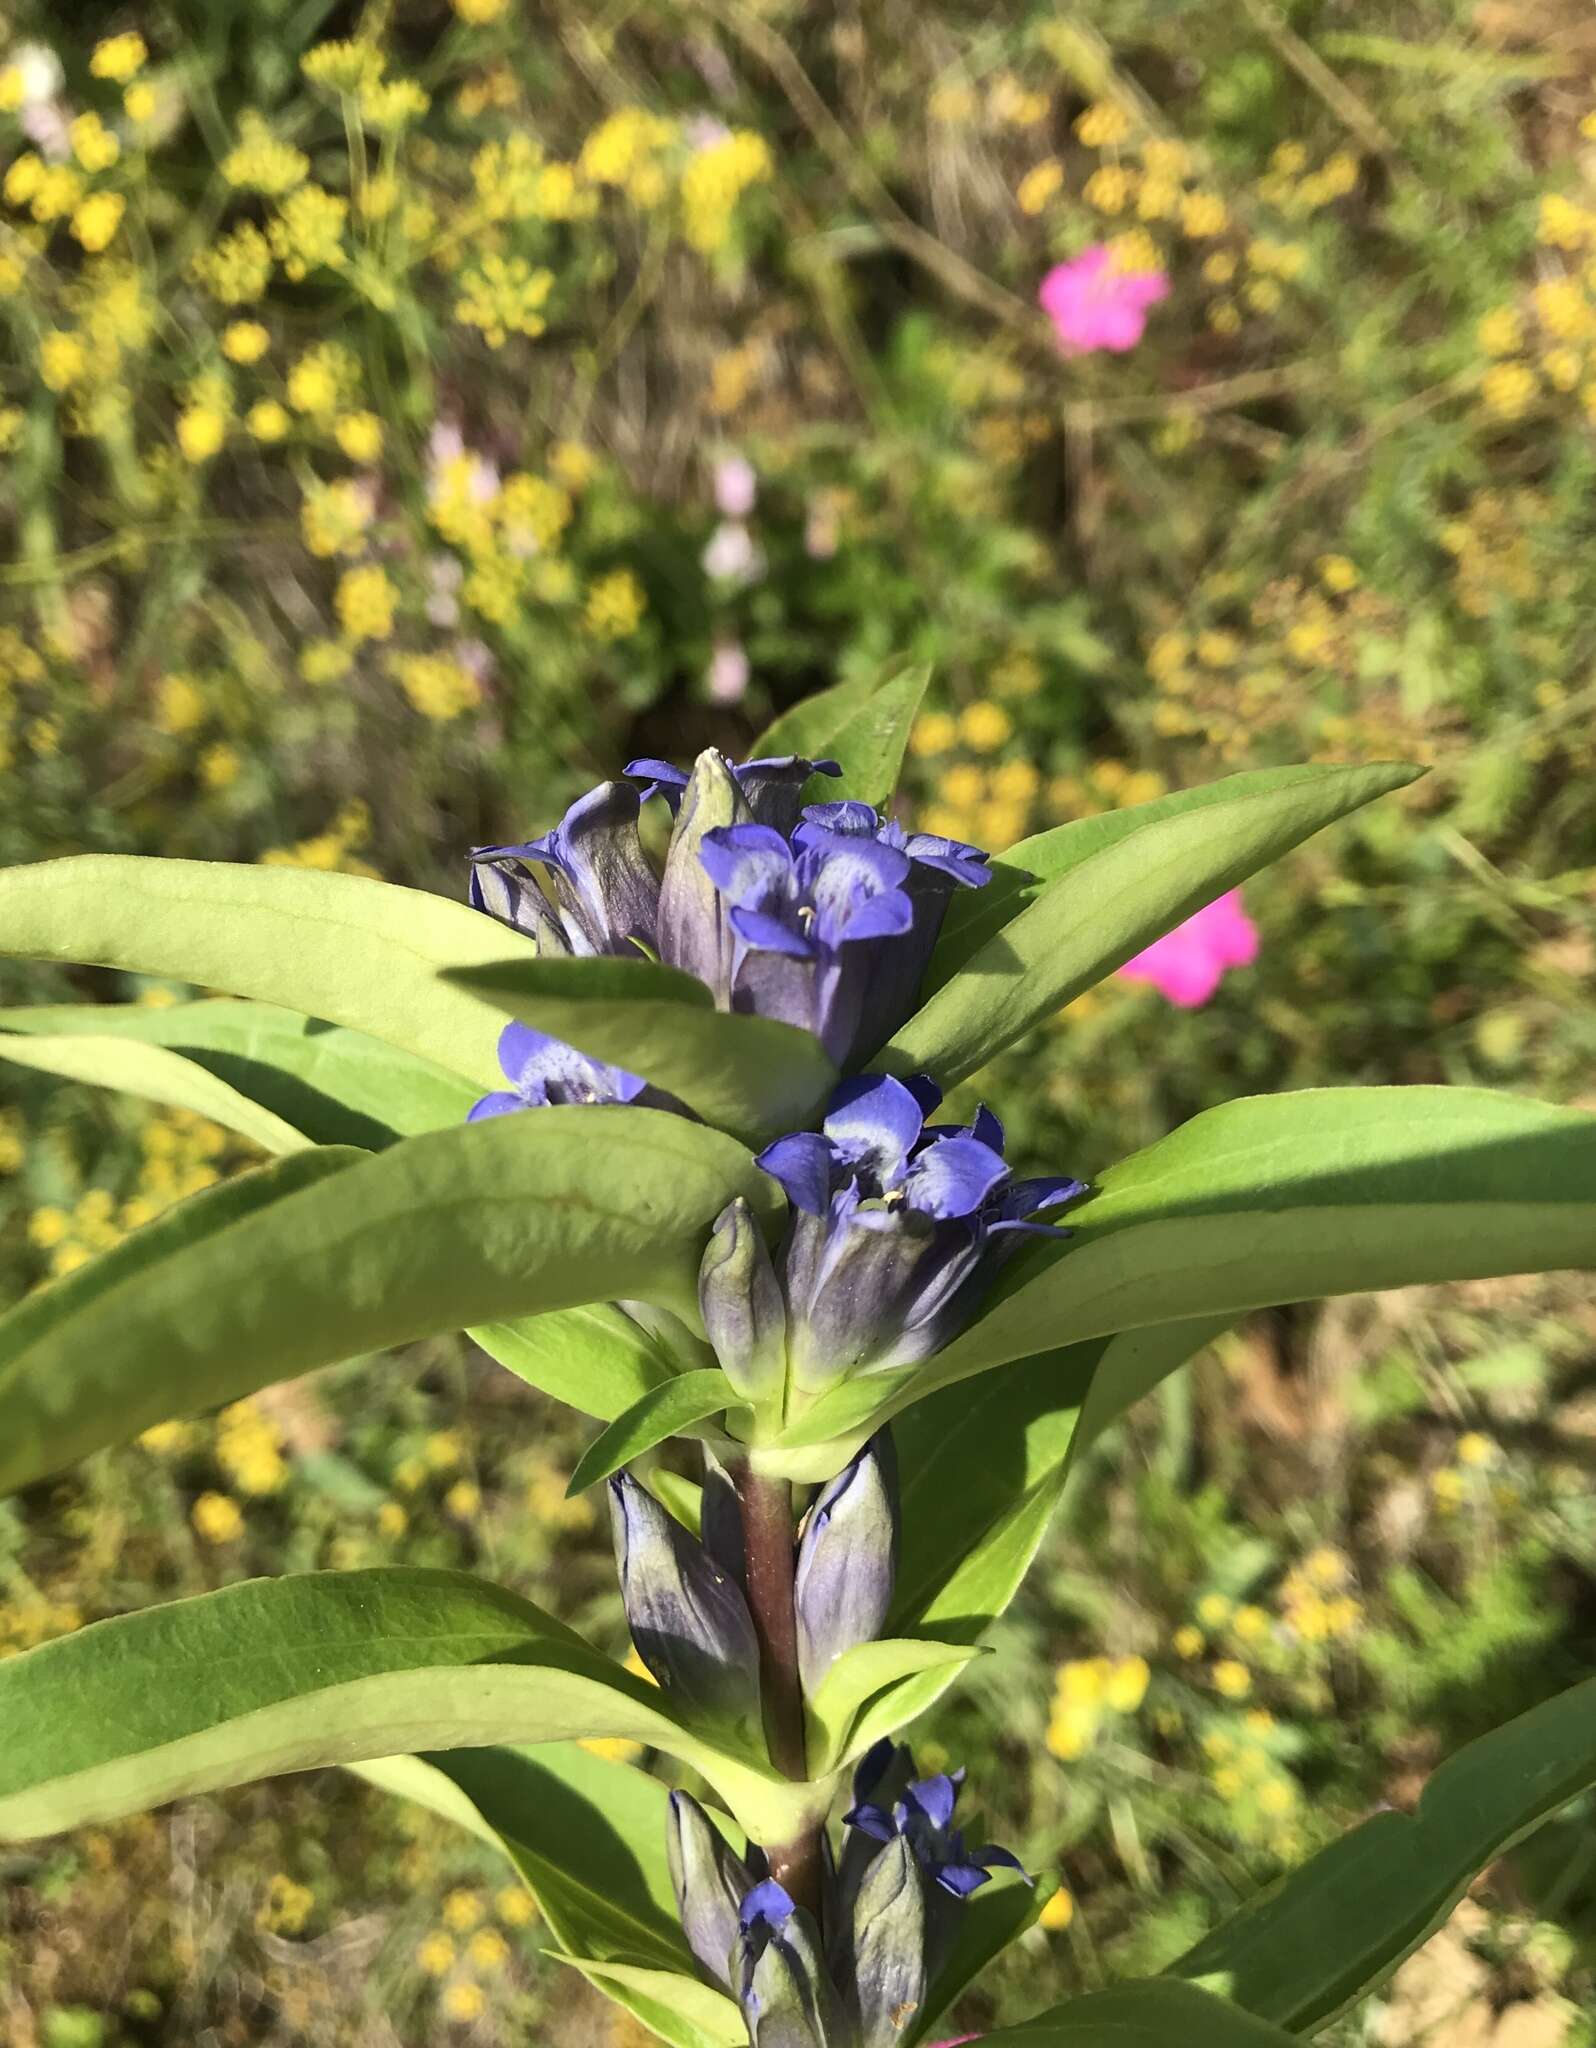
<box><xmin>1038</xmin><ymin>245</ymin><xmax>1170</xmax><ymax>355</ymax></box>
<box><xmin>1116</xmin><ymin>889</ymin><xmax>1260</xmax><ymax>1008</ymax></box>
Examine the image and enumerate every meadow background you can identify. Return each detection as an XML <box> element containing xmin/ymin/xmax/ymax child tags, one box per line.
<box><xmin>2</xmin><ymin>1</ymin><xmax>1595</xmax><ymax>2042</ymax></box>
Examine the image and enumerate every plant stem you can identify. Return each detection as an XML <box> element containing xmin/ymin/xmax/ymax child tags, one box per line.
<box><xmin>733</xmin><ymin>1461</ymin><xmax>823</xmax><ymax>1914</ymax></box>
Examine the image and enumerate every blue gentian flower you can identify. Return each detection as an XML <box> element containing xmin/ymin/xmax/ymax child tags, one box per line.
<box><xmin>733</xmin><ymin>1877</ymin><xmax>847</xmax><ymax>2048</ymax></box>
<box><xmin>752</xmin><ymin>1074</ymin><xmax>1085</xmax><ymax>1393</ymax></box>
<box><xmin>696</xmin><ymin>823</ymin><xmax>920</xmax><ymax>1066</ymax></box>
<box><xmin>469</xmin><ymin>779</ymin><xmax>659</xmax><ymax>958</ymax></box>
<box><xmin>843</xmin><ymin>1740</ymin><xmax>1029</xmax><ymax>1899</ymax></box>
<box><xmin>628</xmin><ymin>753</ymin><xmax>841</xmax><ymax>833</ymax></box>
<box><xmin>468</xmin><ymin>1021</ymin><xmax>649</xmax><ymax>1121</ymax></box>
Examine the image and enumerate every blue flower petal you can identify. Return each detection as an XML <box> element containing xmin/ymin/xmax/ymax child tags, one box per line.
<box><xmin>902</xmin><ymin>1134</ymin><xmax>1010</xmax><ymax>1220</ymax></box>
<box><xmin>822</xmin><ymin>1074</ymin><xmax>926</xmax><ymax>1190</ymax></box>
<box><xmin>739</xmin><ymin>1879</ymin><xmax>796</xmax><ymax>1932</ymax></box>
<box><xmin>756</xmin><ymin>1131</ymin><xmax>836</xmax><ymax>1216</ymax></box>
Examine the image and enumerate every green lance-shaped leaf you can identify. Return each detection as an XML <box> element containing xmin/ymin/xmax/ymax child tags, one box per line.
<box><xmin>972</xmin><ymin>1979</ymin><xmax>1304</xmax><ymax>2046</ymax></box>
<box><xmin>0</xmin><ymin>1000</ymin><xmax>478</xmax><ymax>1151</ymax></box>
<box><xmin>925</xmin><ymin>762</ymin><xmax>1392</xmax><ymax>992</ymax></box>
<box><xmin>0</xmin><ymin>856</ymin><xmax>536</xmax><ymax>1088</ymax></box>
<box><xmin>749</xmin><ymin>671</ymin><xmax>880</xmax><ymax>765</ymax></box>
<box><xmin>818</xmin><ymin>660</ymin><xmax>931</xmax><ymax>812</ymax></box>
<box><xmin>472</xmin><ymin>1304</ymin><xmax>676</xmax><ymax>1426</ymax></box>
<box><xmin>0</xmin><ymin>1570</ymin><xmax>797</xmax><ymax>1849</ymax></box>
<box><xmin>899</xmin><ymin>1086</ymin><xmax>1596</xmax><ymax>1405</ymax></box>
<box><xmin>360</xmin><ymin>1748</ymin><xmax>748</xmax><ymax>2047</ymax></box>
<box><xmin>448</xmin><ymin>956</ymin><xmax>838</xmax><ymax>1143</ymax></box>
<box><xmin>1166</xmin><ymin>1666</ymin><xmax>1596</xmax><ymax>2033</ymax></box>
<box><xmin>875</xmin><ymin>760</ymin><xmax>1419</xmax><ymax>1086</ymax></box>
<box><xmin>892</xmin><ymin>1320</ymin><xmax>1230</xmax><ymax>1641</ymax></box>
<box><xmin>803</xmin><ymin>1638</ymin><xmax>982</xmax><ymax>1773</ymax></box>
<box><xmin>355</xmin><ymin>1744</ymin><xmax>690</xmax><ymax>1971</ymax></box>
<box><xmin>566</xmin><ymin>1369</ymin><xmax>747</xmax><ymax>1496</ymax></box>
<box><xmin>0</xmin><ymin>1107</ymin><xmax>779</xmax><ymax>1496</ymax></box>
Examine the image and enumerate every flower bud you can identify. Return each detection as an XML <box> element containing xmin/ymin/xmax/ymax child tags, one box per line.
<box><xmin>700</xmin><ymin>1448</ymin><xmax>747</xmax><ymax>1591</ymax></box>
<box><xmin>608</xmin><ymin>1471</ymin><xmax>762</xmax><ymax>1739</ymax></box>
<box><xmin>849</xmin><ymin>1835</ymin><xmax>928</xmax><ymax>2048</ymax></box>
<box><xmin>794</xmin><ymin>1433</ymin><xmax>899</xmax><ymax>1693</ymax></box>
<box><xmin>699</xmin><ymin>1197</ymin><xmax>788</xmax><ymax>1403</ymax></box>
<box><xmin>734</xmin><ymin>1880</ymin><xmax>849</xmax><ymax>2048</ymax></box>
<box><xmin>467</xmin><ymin>853</ymin><xmax>572</xmax><ymax>955</ymax></box>
<box><xmin>667</xmin><ymin>1789</ymin><xmax>761</xmax><ymax>1988</ymax></box>
<box><xmin>657</xmin><ymin>748</ymin><xmax>749</xmax><ymax>1001</ymax></box>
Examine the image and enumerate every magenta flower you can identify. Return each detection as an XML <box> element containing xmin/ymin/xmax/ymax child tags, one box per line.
<box><xmin>1117</xmin><ymin>889</ymin><xmax>1259</xmax><ymax>1008</ymax></box>
<box><xmin>1039</xmin><ymin>245</ymin><xmax>1169</xmax><ymax>355</ymax></box>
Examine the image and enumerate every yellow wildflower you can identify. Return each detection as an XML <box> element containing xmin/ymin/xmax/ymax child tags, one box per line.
<box><xmin>71</xmin><ymin>192</ymin><xmax>125</xmax><ymax>252</ymax></box>
<box><xmin>193</xmin><ymin>222</ymin><xmax>274</xmax><ymax>304</ymax></box>
<box><xmin>1181</xmin><ymin>190</ymin><xmax>1228</xmax><ymax>238</ymax></box>
<box><xmin>40</xmin><ymin>331</ymin><xmax>89</xmax><ymax>391</ymax></box>
<box><xmin>71</xmin><ymin>113</ymin><xmax>121</xmax><ymax>174</ymax></box>
<box><xmin>681</xmin><ymin>129</ymin><xmax>773</xmax><ymax>253</ymax></box>
<box><xmin>191</xmin><ymin>1491</ymin><xmax>244</xmax><ymax>1544</ymax></box>
<box><xmin>1212</xmin><ymin>1659</ymin><xmax>1252</xmax><ymax>1700</ymax></box>
<box><xmin>1045</xmin><ymin>1703</ymin><xmax>1096</xmax><ymax>1761</ymax></box>
<box><xmin>29</xmin><ymin>163</ymin><xmax>87</xmax><ymax>223</ymax></box>
<box><xmin>268</xmin><ymin>184</ymin><xmax>348</xmax><ymax>277</ymax></box>
<box><xmin>257</xmin><ymin>1873</ymin><xmax>314</xmax><ymax>1935</ymax></box>
<box><xmin>1196</xmin><ymin>1593</ymin><xmax>1232</xmax><ymax>1630</ymax></box>
<box><xmin>1017</xmin><ymin>160</ymin><xmax>1064</xmax><ymax>215</ymax></box>
<box><xmin>445</xmin><ymin>1478</ymin><xmax>482</xmax><ymax>1520</ymax></box>
<box><xmin>1105</xmin><ymin>1655</ymin><xmax>1150</xmax><ymax>1713</ymax></box>
<box><xmin>1481</xmin><ymin>362</ymin><xmax>1536</xmax><ymax>420</ymax></box>
<box><xmin>1317</xmin><ymin>553</ymin><xmax>1359</xmax><ymax>592</ymax></box>
<box><xmin>455</xmin><ymin>254</ymin><xmax>554</xmax><ymax>348</ymax></box>
<box><xmin>177</xmin><ymin>406</ymin><xmax>227</xmax><ymax>463</ymax></box>
<box><xmin>497</xmin><ymin>1886</ymin><xmax>537</xmax><ymax>1926</ymax></box>
<box><xmin>583</xmin><ymin>567</ymin><xmax>646</xmax><ymax>639</ymax></box>
<box><xmin>336</xmin><ymin>564</ymin><xmax>398</xmax><ymax>642</ymax></box>
<box><xmin>1232</xmin><ymin>1605</ymin><xmax>1270</xmax><ymax>1644</ymax></box>
<box><xmin>335</xmin><ymin>411</ymin><xmax>384</xmax><ymax>463</ymax></box>
<box><xmin>1075</xmin><ymin>100</ymin><xmax>1132</xmax><ymax>148</ymax></box>
<box><xmin>550</xmin><ymin>440</ymin><xmax>597</xmax><ymax>489</ymax></box>
<box><xmin>469</xmin><ymin>1926</ymin><xmax>509</xmax><ymax>1971</ymax></box>
<box><xmin>416</xmin><ymin>1931</ymin><xmax>455</xmax><ymax>1976</ymax></box>
<box><xmin>393</xmin><ymin>652</ymin><xmax>481</xmax><ymax>722</ymax></box>
<box><xmin>155</xmin><ymin>673</ymin><xmax>206</xmax><ymax>734</ymax></box>
<box><xmin>360</xmin><ymin>78</ymin><xmax>430</xmax><ymax>128</ymax></box>
<box><xmin>201</xmin><ymin>743</ymin><xmax>241</xmax><ymax>790</ymax></box>
<box><xmin>442</xmin><ymin>1888</ymin><xmax>484</xmax><ymax>1932</ymax></box>
<box><xmin>958</xmin><ymin>701</ymin><xmax>1012</xmax><ymax>752</ymax></box>
<box><xmin>301</xmin><ymin>40</ymin><xmax>385</xmax><ymax>93</ymax></box>
<box><xmin>376</xmin><ymin>1501</ymin><xmax>408</xmax><ymax>1539</ymax></box>
<box><xmin>247</xmin><ymin>399</ymin><xmax>290</xmax><ymax>441</ymax></box>
<box><xmin>222</xmin><ymin>320</ymin><xmax>270</xmax><ymax>365</ymax></box>
<box><xmin>1538</xmin><ymin>193</ymin><xmax>1590</xmax><ymax>251</ymax></box>
<box><xmin>442</xmin><ymin>1984</ymin><xmax>486</xmax><ymax>2023</ymax></box>
<box><xmin>454</xmin><ymin>0</ymin><xmax>510</xmax><ymax>19</ymax></box>
<box><xmin>1172</xmin><ymin>1625</ymin><xmax>1204</xmax><ymax>1659</ymax></box>
<box><xmin>93</xmin><ymin>33</ymin><xmax>149</xmax><ymax>82</ymax></box>
<box><xmin>124</xmin><ymin>84</ymin><xmax>157</xmax><ymax>125</ymax></box>
<box><xmin>221</xmin><ymin>113</ymin><xmax>309</xmax><ymax>196</ymax></box>
<box><xmin>1478</xmin><ymin>305</ymin><xmax>1522</xmax><ymax>357</ymax></box>
<box><xmin>1038</xmin><ymin>1886</ymin><xmax>1075</xmax><ymax>1932</ymax></box>
<box><xmin>1082</xmin><ymin>164</ymin><xmax>1133</xmax><ymax>214</ymax></box>
<box><xmin>1456</xmin><ymin>1431</ymin><xmax>1495</xmax><ymax>1468</ymax></box>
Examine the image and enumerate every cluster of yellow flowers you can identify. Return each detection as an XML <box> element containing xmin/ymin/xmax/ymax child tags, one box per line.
<box><xmin>415</xmin><ymin>1884</ymin><xmax>529</xmax><ymax>2021</ymax></box>
<box><xmin>1431</xmin><ymin>1429</ymin><xmax>1519</xmax><ymax>1515</ymax></box>
<box><xmin>1045</xmin><ymin>1653</ymin><xmax>1150</xmax><ymax>1760</ymax></box>
<box><xmin>681</xmin><ymin>129</ymin><xmax>774</xmax><ymax>253</ymax></box>
<box><xmin>216</xmin><ymin>1398</ymin><xmax>290</xmax><ymax>1497</ymax></box>
<box><xmin>1477</xmin><ymin>240</ymin><xmax>1596</xmax><ymax>423</ymax></box>
<box><xmin>1277</xmin><ymin>1548</ymin><xmax>1364</xmax><ymax>1648</ymax></box>
<box><xmin>28</xmin><ymin>1105</ymin><xmax>233</xmax><ymax>1279</ymax></box>
<box><xmin>0</xmin><ymin>1593</ymin><xmax>84</xmax><ymax>1658</ymax></box>
<box><xmin>1439</xmin><ymin>489</ymin><xmax>1556</xmax><ymax>620</ymax></box>
<box><xmin>1199</xmin><ymin>1716</ymin><xmax>1302</xmax><ymax>1857</ymax></box>
<box><xmin>256</xmin><ymin>1871</ymin><xmax>315</xmax><ymax>1936</ymax></box>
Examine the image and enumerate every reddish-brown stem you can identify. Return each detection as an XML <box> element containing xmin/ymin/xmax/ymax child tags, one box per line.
<box><xmin>733</xmin><ymin>1461</ymin><xmax>823</xmax><ymax>1915</ymax></box>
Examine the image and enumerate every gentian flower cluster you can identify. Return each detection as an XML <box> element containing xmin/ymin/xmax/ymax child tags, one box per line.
<box><xmin>465</xmin><ymin>748</ymin><xmax>994</xmax><ymax>1102</ymax></box>
<box><xmin>668</xmin><ymin>1741</ymin><xmax>1025</xmax><ymax>2048</ymax></box>
<box><xmin>702</xmin><ymin>1074</ymin><xmax>1086</xmax><ymax>1397</ymax></box>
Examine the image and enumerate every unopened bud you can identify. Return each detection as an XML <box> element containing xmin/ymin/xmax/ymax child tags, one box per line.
<box><xmin>794</xmin><ymin>1433</ymin><xmax>899</xmax><ymax>1693</ymax></box>
<box><xmin>850</xmin><ymin>1835</ymin><xmax>928</xmax><ymax>2048</ymax></box>
<box><xmin>699</xmin><ymin>1198</ymin><xmax>787</xmax><ymax>1403</ymax></box>
<box><xmin>657</xmin><ymin>749</ymin><xmax>748</xmax><ymax>1002</ymax></box>
<box><xmin>734</xmin><ymin>1881</ymin><xmax>848</xmax><ymax>2048</ymax></box>
<box><xmin>667</xmin><ymin>1790</ymin><xmax>761</xmax><ymax>1988</ymax></box>
<box><xmin>608</xmin><ymin>1471</ymin><xmax>762</xmax><ymax>1739</ymax></box>
<box><xmin>700</xmin><ymin>1448</ymin><xmax>747</xmax><ymax>1590</ymax></box>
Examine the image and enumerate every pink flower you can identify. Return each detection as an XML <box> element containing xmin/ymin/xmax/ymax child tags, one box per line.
<box><xmin>1116</xmin><ymin>890</ymin><xmax>1259</xmax><ymax>1008</ymax></box>
<box><xmin>1039</xmin><ymin>246</ymin><xmax>1169</xmax><ymax>355</ymax></box>
<box><xmin>706</xmin><ymin>637</ymin><xmax>750</xmax><ymax>703</ymax></box>
<box><xmin>713</xmin><ymin>454</ymin><xmax>757</xmax><ymax>519</ymax></box>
